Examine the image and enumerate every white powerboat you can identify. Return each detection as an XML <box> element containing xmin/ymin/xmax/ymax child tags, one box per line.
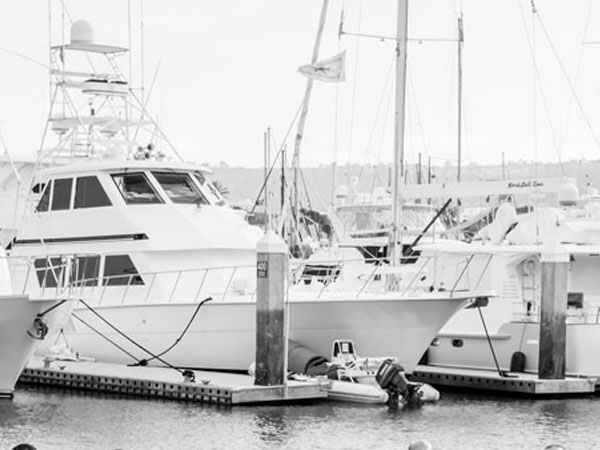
<box><xmin>5</xmin><ymin>16</ymin><xmax>494</xmax><ymax>375</ymax></box>
<box><xmin>420</xmin><ymin>186</ymin><xmax>600</xmax><ymax>380</ymax></box>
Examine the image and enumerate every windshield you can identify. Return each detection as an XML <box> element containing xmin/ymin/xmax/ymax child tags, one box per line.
<box><xmin>152</xmin><ymin>171</ymin><xmax>208</xmax><ymax>205</ymax></box>
<box><xmin>112</xmin><ymin>172</ymin><xmax>163</xmax><ymax>204</ymax></box>
<box><xmin>193</xmin><ymin>171</ymin><xmax>225</xmax><ymax>206</ymax></box>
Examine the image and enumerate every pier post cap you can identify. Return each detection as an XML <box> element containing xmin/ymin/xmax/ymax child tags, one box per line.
<box><xmin>257</xmin><ymin>230</ymin><xmax>288</xmax><ymax>255</ymax></box>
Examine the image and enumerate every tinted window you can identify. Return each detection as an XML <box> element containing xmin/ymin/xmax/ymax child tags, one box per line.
<box><xmin>103</xmin><ymin>254</ymin><xmax>144</xmax><ymax>286</ymax></box>
<box><xmin>51</xmin><ymin>178</ymin><xmax>73</xmax><ymax>210</ymax></box>
<box><xmin>75</xmin><ymin>176</ymin><xmax>112</xmax><ymax>208</ymax></box>
<box><xmin>112</xmin><ymin>173</ymin><xmax>162</xmax><ymax>204</ymax></box>
<box><xmin>71</xmin><ymin>255</ymin><xmax>101</xmax><ymax>286</ymax></box>
<box><xmin>36</xmin><ymin>181</ymin><xmax>52</xmax><ymax>212</ymax></box>
<box><xmin>34</xmin><ymin>257</ymin><xmax>63</xmax><ymax>288</ymax></box>
<box><xmin>152</xmin><ymin>171</ymin><xmax>208</xmax><ymax>204</ymax></box>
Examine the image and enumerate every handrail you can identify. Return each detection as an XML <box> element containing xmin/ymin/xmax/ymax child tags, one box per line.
<box><xmin>8</xmin><ymin>250</ymin><xmax>493</xmax><ymax>304</ymax></box>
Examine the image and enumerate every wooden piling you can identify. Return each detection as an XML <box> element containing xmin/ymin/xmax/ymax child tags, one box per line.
<box><xmin>255</xmin><ymin>231</ymin><xmax>288</xmax><ymax>386</ymax></box>
<box><xmin>538</xmin><ymin>246</ymin><xmax>568</xmax><ymax>380</ymax></box>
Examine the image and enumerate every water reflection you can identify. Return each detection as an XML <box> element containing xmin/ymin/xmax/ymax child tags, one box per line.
<box><xmin>0</xmin><ymin>389</ymin><xmax>598</xmax><ymax>450</ymax></box>
<box><xmin>253</xmin><ymin>409</ymin><xmax>289</xmax><ymax>446</ymax></box>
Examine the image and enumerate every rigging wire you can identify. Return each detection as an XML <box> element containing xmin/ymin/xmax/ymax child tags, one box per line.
<box><xmin>407</xmin><ymin>65</ymin><xmax>431</xmax><ymax>170</ymax></box>
<box><xmin>345</xmin><ymin>0</ymin><xmax>364</xmax><ymax>176</ymax></box>
<box><xmin>557</xmin><ymin>0</ymin><xmax>594</xmax><ymax>156</ymax></box>
<box><xmin>516</xmin><ymin>0</ymin><xmax>564</xmax><ymax>174</ymax></box>
<box><xmin>533</xmin><ymin>2</ymin><xmax>600</xmax><ymax>156</ymax></box>
<box><xmin>249</xmin><ymin>99</ymin><xmax>305</xmax><ymax>216</ymax></box>
<box><xmin>356</xmin><ymin>53</ymin><xmax>395</xmax><ymax>183</ymax></box>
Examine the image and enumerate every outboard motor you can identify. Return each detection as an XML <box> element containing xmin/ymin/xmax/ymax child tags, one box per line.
<box><xmin>375</xmin><ymin>359</ymin><xmax>410</xmax><ymax>409</ymax></box>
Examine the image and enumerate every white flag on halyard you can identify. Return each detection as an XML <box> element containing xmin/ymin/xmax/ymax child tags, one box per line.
<box><xmin>298</xmin><ymin>51</ymin><xmax>346</xmax><ymax>83</ymax></box>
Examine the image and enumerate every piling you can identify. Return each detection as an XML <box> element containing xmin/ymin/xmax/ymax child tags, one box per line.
<box><xmin>538</xmin><ymin>245</ymin><xmax>569</xmax><ymax>380</ymax></box>
<box><xmin>255</xmin><ymin>231</ymin><xmax>288</xmax><ymax>386</ymax></box>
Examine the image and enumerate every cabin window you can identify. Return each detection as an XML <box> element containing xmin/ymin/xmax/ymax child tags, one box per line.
<box><xmin>193</xmin><ymin>171</ymin><xmax>225</xmax><ymax>205</ymax></box>
<box><xmin>75</xmin><ymin>176</ymin><xmax>112</xmax><ymax>208</ymax></box>
<box><xmin>36</xmin><ymin>182</ymin><xmax>52</xmax><ymax>212</ymax></box>
<box><xmin>112</xmin><ymin>172</ymin><xmax>162</xmax><ymax>204</ymax></box>
<box><xmin>152</xmin><ymin>171</ymin><xmax>208</xmax><ymax>204</ymax></box>
<box><xmin>103</xmin><ymin>254</ymin><xmax>144</xmax><ymax>286</ymax></box>
<box><xmin>51</xmin><ymin>178</ymin><xmax>73</xmax><ymax>211</ymax></box>
<box><xmin>71</xmin><ymin>255</ymin><xmax>101</xmax><ymax>287</ymax></box>
<box><xmin>34</xmin><ymin>257</ymin><xmax>64</xmax><ymax>288</ymax></box>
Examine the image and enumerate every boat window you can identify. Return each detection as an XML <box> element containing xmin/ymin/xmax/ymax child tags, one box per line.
<box><xmin>193</xmin><ymin>171</ymin><xmax>225</xmax><ymax>205</ymax></box>
<box><xmin>103</xmin><ymin>254</ymin><xmax>144</xmax><ymax>286</ymax></box>
<box><xmin>71</xmin><ymin>255</ymin><xmax>101</xmax><ymax>287</ymax></box>
<box><xmin>152</xmin><ymin>171</ymin><xmax>208</xmax><ymax>204</ymax></box>
<box><xmin>36</xmin><ymin>181</ymin><xmax>52</xmax><ymax>212</ymax></box>
<box><xmin>33</xmin><ymin>257</ymin><xmax>64</xmax><ymax>288</ymax></box>
<box><xmin>51</xmin><ymin>178</ymin><xmax>73</xmax><ymax>211</ymax></box>
<box><xmin>112</xmin><ymin>172</ymin><xmax>162</xmax><ymax>204</ymax></box>
<box><xmin>75</xmin><ymin>176</ymin><xmax>112</xmax><ymax>208</ymax></box>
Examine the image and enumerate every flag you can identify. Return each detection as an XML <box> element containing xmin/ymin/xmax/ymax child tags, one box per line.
<box><xmin>298</xmin><ymin>51</ymin><xmax>346</xmax><ymax>83</ymax></box>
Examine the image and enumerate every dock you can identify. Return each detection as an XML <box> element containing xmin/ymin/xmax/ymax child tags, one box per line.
<box><xmin>18</xmin><ymin>358</ymin><xmax>327</xmax><ymax>405</ymax></box>
<box><xmin>410</xmin><ymin>365</ymin><xmax>596</xmax><ymax>397</ymax></box>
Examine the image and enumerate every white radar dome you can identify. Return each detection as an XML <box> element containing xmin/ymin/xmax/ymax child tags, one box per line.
<box><xmin>70</xmin><ymin>20</ymin><xmax>95</xmax><ymax>46</ymax></box>
<box><xmin>558</xmin><ymin>183</ymin><xmax>579</xmax><ymax>207</ymax></box>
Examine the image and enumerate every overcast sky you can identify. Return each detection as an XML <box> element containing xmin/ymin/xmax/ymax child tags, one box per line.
<box><xmin>1</xmin><ymin>0</ymin><xmax>600</xmax><ymax>168</ymax></box>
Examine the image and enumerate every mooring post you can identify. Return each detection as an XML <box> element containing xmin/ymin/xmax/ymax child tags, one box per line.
<box><xmin>255</xmin><ymin>230</ymin><xmax>288</xmax><ymax>386</ymax></box>
<box><xmin>538</xmin><ymin>244</ymin><xmax>569</xmax><ymax>380</ymax></box>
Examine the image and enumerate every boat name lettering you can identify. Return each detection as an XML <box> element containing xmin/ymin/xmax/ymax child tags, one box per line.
<box><xmin>507</xmin><ymin>180</ymin><xmax>544</xmax><ymax>189</ymax></box>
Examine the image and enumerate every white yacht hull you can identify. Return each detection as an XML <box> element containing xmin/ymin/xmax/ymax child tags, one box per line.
<box><xmin>65</xmin><ymin>292</ymin><xmax>473</xmax><ymax>373</ymax></box>
<box><xmin>427</xmin><ymin>320</ymin><xmax>600</xmax><ymax>378</ymax></box>
<box><xmin>0</xmin><ymin>295</ymin><xmax>70</xmax><ymax>398</ymax></box>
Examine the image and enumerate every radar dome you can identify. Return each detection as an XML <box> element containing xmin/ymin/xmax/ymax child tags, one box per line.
<box><xmin>70</xmin><ymin>20</ymin><xmax>95</xmax><ymax>46</ymax></box>
<box><xmin>558</xmin><ymin>183</ymin><xmax>579</xmax><ymax>206</ymax></box>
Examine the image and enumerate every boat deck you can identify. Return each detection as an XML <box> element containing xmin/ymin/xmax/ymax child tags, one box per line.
<box><xmin>18</xmin><ymin>358</ymin><xmax>327</xmax><ymax>405</ymax></box>
<box><xmin>410</xmin><ymin>364</ymin><xmax>597</xmax><ymax>397</ymax></box>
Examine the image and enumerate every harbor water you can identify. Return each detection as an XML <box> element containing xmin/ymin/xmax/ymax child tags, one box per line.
<box><xmin>0</xmin><ymin>387</ymin><xmax>596</xmax><ymax>450</ymax></box>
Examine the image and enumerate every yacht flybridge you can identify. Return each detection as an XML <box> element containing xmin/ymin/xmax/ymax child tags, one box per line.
<box><xmin>5</xmin><ymin>14</ymin><xmax>497</xmax><ymax>374</ymax></box>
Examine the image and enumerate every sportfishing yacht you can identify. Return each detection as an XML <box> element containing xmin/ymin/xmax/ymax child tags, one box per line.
<box><xmin>5</xmin><ymin>16</ymin><xmax>494</xmax><ymax>374</ymax></box>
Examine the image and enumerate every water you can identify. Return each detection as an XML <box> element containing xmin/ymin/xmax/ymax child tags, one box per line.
<box><xmin>0</xmin><ymin>387</ymin><xmax>596</xmax><ymax>450</ymax></box>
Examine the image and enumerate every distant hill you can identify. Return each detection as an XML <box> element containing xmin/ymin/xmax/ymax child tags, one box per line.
<box><xmin>208</xmin><ymin>159</ymin><xmax>600</xmax><ymax>211</ymax></box>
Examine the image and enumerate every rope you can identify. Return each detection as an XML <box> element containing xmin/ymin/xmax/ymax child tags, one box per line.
<box><xmin>71</xmin><ymin>312</ymin><xmax>140</xmax><ymax>361</ymax></box>
<box><xmin>77</xmin><ymin>299</ymin><xmax>185</xmax><ymax>375</ymax></box>
<box><xmin>134</xmin><ymin>296</ymin><xmax>213</xmax><ymax>365</ymax></box>
<box><xmin>476</xmin><ymin>305</ymin><xmax>513</xmax><ymax>378</ymax></box>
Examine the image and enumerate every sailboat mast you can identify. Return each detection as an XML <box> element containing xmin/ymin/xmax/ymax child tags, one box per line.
<box><xmin>292</xmin><ymin>0</ymin><xmax>329</xmax><ymax>246</ymax></box>
<box><xmin>457</xmin><ymin>14</ymin><xmax>464</xmax><ymax>183</ymax></box>
<box><xmin>390</xmin><ymin>0</ymin><xmax>409</xmax><ymax>265</ymax></box>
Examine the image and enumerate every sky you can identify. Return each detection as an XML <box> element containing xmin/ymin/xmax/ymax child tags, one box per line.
<box><xmin>2</xmin><ymin>0</ymin><xmax>600</xmax><ymax>169</ymax></box>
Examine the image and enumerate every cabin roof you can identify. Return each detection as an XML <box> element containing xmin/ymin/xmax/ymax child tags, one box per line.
<box><xmin>36</xmin><ymin>159</ymin><xmax>213</xmax><ymax>178</ymax></box>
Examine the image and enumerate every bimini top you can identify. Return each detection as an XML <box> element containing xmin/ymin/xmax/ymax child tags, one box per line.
<box><xmin>36</xmin><ymin>158</ymin><xmax>213</xmax><ymax>178</ymax></box>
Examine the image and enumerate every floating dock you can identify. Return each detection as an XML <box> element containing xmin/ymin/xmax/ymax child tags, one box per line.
<box><xmin>410</xmin><ymin>365</ymin><xmax>596</xmax><ymax>397</ymax></box>
<box><xmin>18</xmin><ymin>358</ymin><xmax>327</xmax><ymax>405</ymax></box>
